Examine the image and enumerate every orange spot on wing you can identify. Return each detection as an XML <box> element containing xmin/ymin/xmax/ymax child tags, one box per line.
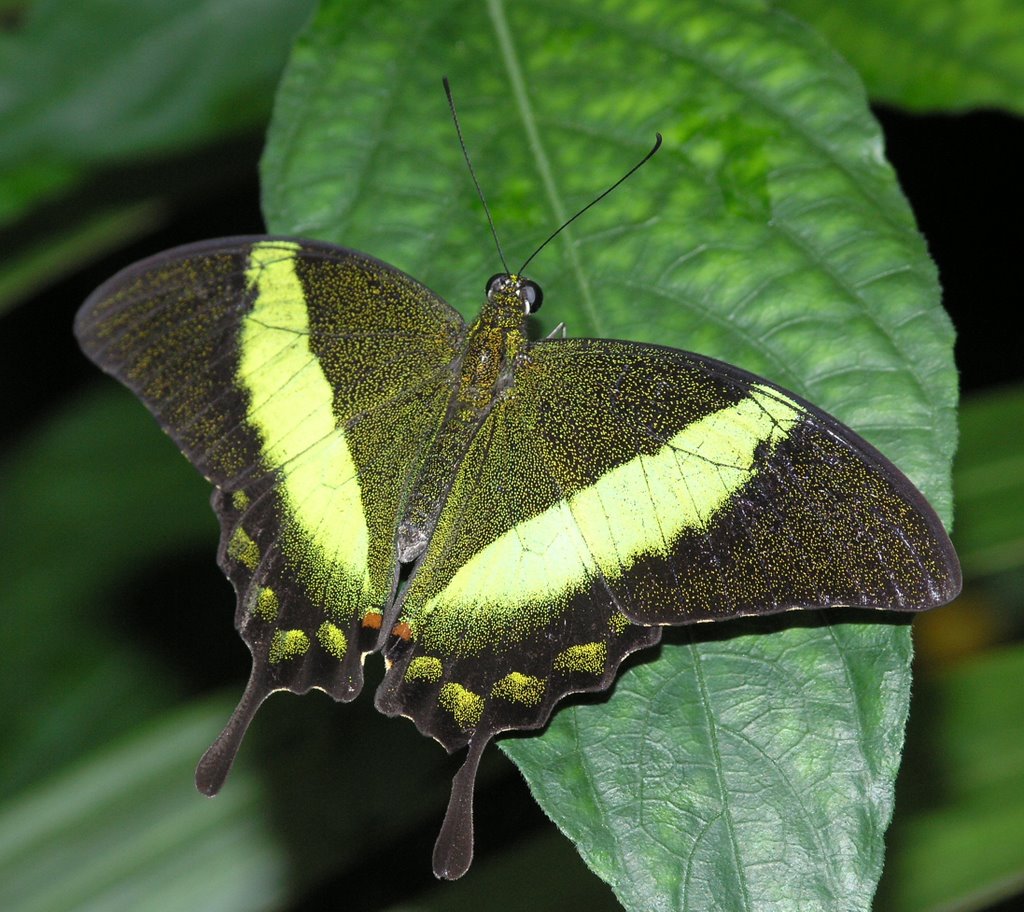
<box><xmin>392</xmin><ymin>621</ymin><xmax>412</xmax><ymax>641</ymax></box>
<box><xmin>362</xmin><ymin>613</ymin><xmax>383</xmax><ymax>630</ymax></box>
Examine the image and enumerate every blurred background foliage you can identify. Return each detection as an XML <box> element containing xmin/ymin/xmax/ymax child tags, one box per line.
<box><xmin>1</xmin><ymin>0</ymin><xmax>1022</xmax><ymax>910</ymax></box>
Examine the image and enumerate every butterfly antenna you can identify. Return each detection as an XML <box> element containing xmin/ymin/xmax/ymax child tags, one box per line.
<box><xmin>518</xmin><ymin>133</ymin><xmax>663</xmax><ymax>275</ymax></box>
<box><xmin>443</xmin><ymin>76</ymin><xmax>510</xmax><ymax>274</ymax></box>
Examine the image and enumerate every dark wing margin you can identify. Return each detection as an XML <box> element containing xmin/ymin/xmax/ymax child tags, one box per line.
<box><xmin>75</xmin><ymin>236</ymin><xmax>466</xmax><ymax>795</ymax></box>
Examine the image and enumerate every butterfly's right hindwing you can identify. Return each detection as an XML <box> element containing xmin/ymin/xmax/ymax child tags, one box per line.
<box><xmin>76</xmin><ymin>237</ymin><xmax>466</xmax><ymax>704</ymax></box>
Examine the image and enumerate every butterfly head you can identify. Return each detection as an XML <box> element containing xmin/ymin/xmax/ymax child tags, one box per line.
<box><xmin>485</xmin><ymin>273</ymin><xmax>543</xmax><ymax>324</ymax></box>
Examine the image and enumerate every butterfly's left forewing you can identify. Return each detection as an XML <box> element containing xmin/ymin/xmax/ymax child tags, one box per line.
<box><xmin>76</xmin><ymin>237</ymin><xmax>466</xmax><ymax>789</ymax></box>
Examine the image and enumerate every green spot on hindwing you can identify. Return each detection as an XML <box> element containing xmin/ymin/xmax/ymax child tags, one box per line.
<box><xmin>227</xmin><ymin>526</ymin><xmax>259</xmax><ymax>570</ymax></box>
<box><xmin>554</xmin><ymin>642</ymin><xmax>607</xmax><ymax>675</ymax></box>
<box><xmin>231</xmin><ymin>490</ymin><xmax>250</xmax><ymax>511</ymax></box>
<box><xmin>268</xmin><ymin>629</ymin><xmax>310</xmax><ymax>663</ymax></box>
<box><xmin>439</xmin><ymin>682</ymin><xmax>484</xmax><ymax>729</ymax></box>
<box><xmin>254</xmin><ymin>587</ymin><xmax>279</xmax><ymax>621</ymax></box>
<box><xmin>405</xmin><ymin>656</ymin><xmax>443</xmax><ymax>683</ymax></box>
<box><xmin>316</xmin><ymin>622</ymin><xmax>347</xmax><ymax>660</ymax></box>
<box><xmin>608</xmin><ymin>612</ymin><xmax>631</xmax><ymax>635</ymax></box>
<box><xmin>490</xmin><ymin>672</ymin><xmax>545</xmax><ymax>706</ymax></box>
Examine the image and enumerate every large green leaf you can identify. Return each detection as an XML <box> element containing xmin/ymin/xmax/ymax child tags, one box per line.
<box><xmin>775</xmin><ymin>0</ymin><xmax>1024</xmax><ymax>113</ymax></box>
<box><xmin>262</xmin><ymin>0</ymin><xmax>958</xmax><ymax>908</ymax></box>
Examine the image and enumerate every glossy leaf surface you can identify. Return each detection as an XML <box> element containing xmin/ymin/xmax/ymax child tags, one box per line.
<box><xmin>777</xmin><ymin>0</ymin><xmax>1024</xmax><ymax>113</ymax></box>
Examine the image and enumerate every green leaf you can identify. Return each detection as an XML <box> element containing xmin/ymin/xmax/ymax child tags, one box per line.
<box><xmin>0</xmin><ymin>0</ymin><xmax>315</xmax><ymax>312</ymax></box>
<box><xmin>878</xmin><ymin>645</ymin><xmax>1024</xmax><ymax>912</ymax></box>
<box><xmin>774</xmin><ymin>0</ymin><xmax>1024</xmax><ymax>113</ymax></box>
<box><xmin>952</xmin><ymin>386</ymin><xmax>1024</xmax><ymax>579</ymax></box>
<box><xmin>0</xmin><ymin>697</ymin><xmax>290</xmax><ymax>912</ymax></box>
<box><xmin>263</xmin><ymin>0</ymin><xmax>957</xmax><ymax>908</ymax></box>
<box><xmin>0</xmin><ymin>388</ymin><xmax>215</xmax><ymax>793</ymax></box>
<box><xmin>0</xmin><ymin>198</ymin><xmax>167</xmax><ymax>317</ymax></box>
<box><xmin>0</xmin><ymin>0</ymin><xmax>314</xmax><ymax>167</ymax></box>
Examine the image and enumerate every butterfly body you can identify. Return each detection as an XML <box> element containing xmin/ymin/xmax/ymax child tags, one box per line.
<box><xmin>394</xmin><ymin>274</ymin><xmax>530</xmax><ymax>563</ymax></box>
<box><xmin>76</xmin><ymin>234</ymin><xmax>960</xmax><ymax>880</ymax></box>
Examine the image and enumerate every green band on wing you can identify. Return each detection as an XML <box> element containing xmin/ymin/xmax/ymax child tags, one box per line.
<box><xmin>239</xmin><ymin>242</ymin><xmax>371</xmax><ymax>593</ymax></box>
<box><xmin>424</xmin><ymin>385</ymin><xmax>801</xmax><ymax>623</ymax></box>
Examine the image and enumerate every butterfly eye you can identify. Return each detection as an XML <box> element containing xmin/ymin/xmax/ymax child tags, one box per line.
<box><xmin>485</xmin><ymin>274</ymin><xmax>506</xmax><ymax>298</ymax></box>
<box><xmin>521</xmin><ymin>279</ymin><xmax>543</xmax><ymax>314</ymax></box>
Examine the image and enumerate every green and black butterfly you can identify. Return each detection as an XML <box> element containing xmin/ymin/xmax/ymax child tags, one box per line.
<box><xmin>75</xmin><ymin>127</ymin><xmax>960</xmax><ymax>880</ymax></box>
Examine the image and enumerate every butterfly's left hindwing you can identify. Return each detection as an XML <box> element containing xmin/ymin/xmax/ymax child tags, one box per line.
<box><xmin>75</xmin><ymin>238</ymin><xmax>466</xmax><ymax>775</ymax></box>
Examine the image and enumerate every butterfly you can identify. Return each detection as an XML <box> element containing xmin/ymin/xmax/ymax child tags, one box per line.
<box><xmin>74</xmin><ymin>125</ymin><xmax>960</xmax><ymax>881</ymax></box>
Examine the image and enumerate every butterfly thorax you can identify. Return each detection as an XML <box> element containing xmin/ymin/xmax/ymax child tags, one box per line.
<box><xmin>394</xmin><ymin>278</ymin><xmax>532</xmax><ymax>564</ymax></box>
